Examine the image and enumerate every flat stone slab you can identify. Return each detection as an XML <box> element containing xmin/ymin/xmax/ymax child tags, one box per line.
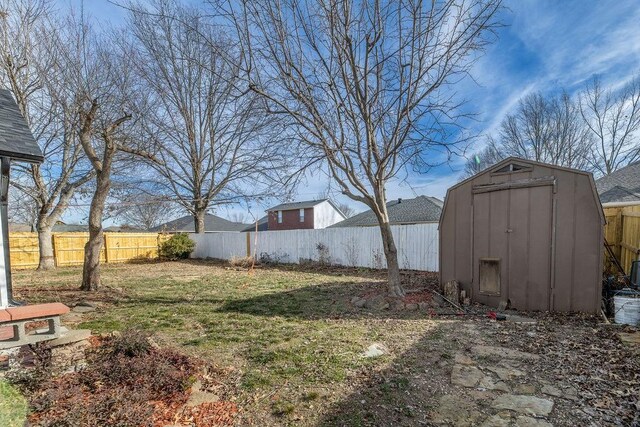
<box><xmin>471</xmin><ymin>345</ymin><xmax>540</xmax><ymax>361</ymax></box>
<box><xmin>48</xmin><ymin>329</ymin><xmax>92</xmax><ymax>347</ymax></box>
<box><xmin>451</xmin><ymin>365</ymin><xmax>484</xmax><ymax>388</ymax></box>
<box><xmin>491</xmin><ymin>394</ymin><xmax>554</xmax><ymax>416</ymax></box>
<box><xmin>618</xmin><ymin>332</ymin><xmax>640</xmax><ymax>346</ymax></box>
<box><xmin>486</xmin><ymin>366</ymin><xmax>525</xmax><ymax>381</ymax></box>
<box><xmin>514</xmin><ymin>416</ymin><xmax>553</xmax><ymax>427</ymax></box>
<box><xmin>454</xmin><ymin>353</ymin><xmax>475</xmax><ymax>365</ymax></box>
<box><xmin>478</xmin><ymin>376</ymin><xmax>510</xmax><ymax>392</ymax></box>
<box><xmin>72</xmin><ymin>305</ymin><xmax>96</xmax><ymax>314</ymax></box>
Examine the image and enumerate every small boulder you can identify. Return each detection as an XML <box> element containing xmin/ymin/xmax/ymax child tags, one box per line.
<box><xmin>491</xmin><ymin>394</ymin><xmax>554</xmax><ymax>417</ymax></box>
<box><xmin>364</xmin><ymin>295</ymin><xmax>389</xmax><ymax>311</ymax></box>
<box><xmin>363</xmin><ymin>343</ymin><xmax>388</xmax><ymax>358</ymax></box>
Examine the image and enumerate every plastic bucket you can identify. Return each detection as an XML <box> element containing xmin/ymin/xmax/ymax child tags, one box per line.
<box><xmin>613</xmin><ymin>289</ymin><xmax>640</xmax><ymax>326</ymax></box>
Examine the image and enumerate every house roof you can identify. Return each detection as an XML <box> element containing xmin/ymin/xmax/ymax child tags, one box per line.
<box><xmin>267</xmin><ymin>199</ymin><xmax>329</xmax><ymax>211</ymax></box>
<box><xmin>595</xmin><ymin>161</ymin><xmax>640</xmax><ymax>204</ymax></box>
<box><xmin>329</xmin><ymin>195</ymin><xmax>442</xmax><ymax>228</ymax></box>
<box><xmin>0</xmin><ymin>89</ymin><xmax>44</xmax><ymax>163</ymax></box>
<box><xmin>241</xmin><ymin>216</ymin><xmax>268</xmax><ymax>232</ymax></box>
<box><xmin>150</xmin><ymin>213</ymin><xmax>247</xmax><ymax>232</ymax></box>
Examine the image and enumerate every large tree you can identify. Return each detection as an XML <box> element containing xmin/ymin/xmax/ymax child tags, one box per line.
<box><xmin>465</xmin><ymin>90</ymin><xmax>593</xmax><ymax>178</ymax></box>
<box><xmin>227</xmin><ymin>0</ymin><xmax>503</xmax><ymax>296</ymax></box>
<box><xmin>124</xmin><ymin>0</ymin><xmax>291</xmax><ymax>233</ymax></box>
<box><xmin>0</xmin><ymin>0</ymin><xmax>93</xmax><ymax>269</ymax></box>
<box><xmin>580</xmin><ymin>76</ymin><xmax>640</xmax><ymax>175</ymax></box>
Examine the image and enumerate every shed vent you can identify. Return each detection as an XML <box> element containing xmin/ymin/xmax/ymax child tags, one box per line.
<box><xmin>493</xmin><ymin>163</ymin><xmax>531</xmax><ymax>174</ymax></box>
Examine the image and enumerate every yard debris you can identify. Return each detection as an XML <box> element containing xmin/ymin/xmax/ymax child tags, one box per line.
<box><xmin>443</xmin><ymin>280</ymin><xmax>460</xmax><ymax>305</ymax></box>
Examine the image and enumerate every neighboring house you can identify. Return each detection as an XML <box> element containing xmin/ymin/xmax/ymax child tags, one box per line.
<box><xmin>104</xmin><ymin>225</ymin><xmax>146</xmax><ymax>233</ymax></box>
<box><xmin>266</xmin><ymin>199</ymin><xmax>346</xmax><ymax>231</ymax></box>
<box><xmin>9</xmin><ymin>221</ymin><xmax>88</xmax><ymax>232</ymax></box>
<box><xmin>150</xmin><ymin>214</ymin><xmax>247</xmax><ymax>232</ymax></box>
<box><xmin>329</xmin><ymin>195</ymin><xmax>442</xmax><ymax>228</ymax></box>
<box><xmin>241</xmin><ymin>216</ymin><xmax>269</xmax><ymax>232</ymax></box>
<box><xmin>595</xmin><ymin>161</ymin><xmax>640</xmax><ymax>206</ymax></box>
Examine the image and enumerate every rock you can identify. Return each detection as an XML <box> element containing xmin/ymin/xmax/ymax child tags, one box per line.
<box><xmin>186</xmin><ymin>380</ymin><xmax>219</xmax><ymax>407</ymax></box>
<box><xmin>514</xmin><ymin>384</ymin><xmax>537</xmax><ymax>395</ymax></box>
<box><xmin>486</xmin><ymin>366</ymin><xmax>525</xmax><ymax>381</ymax></box>
<box><xmin>451</xmin><ymin>364</ymin><xmax>484</xmax><ymax>388</ymax></box>
<box><xmin>394</xmin><ymin>301</ymin><xmax>406</xmax><ymax>310</ymax></box>
<box><xmin>443</xmin><ymin>280</ymin><xmax>460</xmax><ymax>305</ymax></box>
<box><xmin>405</xmin><ymin>303</ymin><xmax>418</xmax><ymax>311</ymax></box>
<box><xmin>480</xmin><ymin>414</ymin><xmax>512</xmax><ymax>427</ymax></box>
<box><xmin>363</xmin><ymin>343</ymin><xmax>388</xmax><ymax>358</ymax></box>
<box><xmin>351</xmin><ymin>296</ymin><xmax>367</xmax><ymax>308</ymax></box>
<box><xmin>430</xmin><ymin>395</ymin><xmax>484</xmax><ymax>426</ymax></box>
<box><xmin>478</xmin><ymin>376</ymin><xmax>511</xmax><ymax>392</ymax></box>
<box><xmin>48</xmin><ymin>329</ymin><xmax>92</xmax><ymax>347</ymax></box>
<box><xmin>541</xmin><ymin>384</ymin><xmax>562</xmax><ymax>398</ymax></box>
<box><xmin>454</xmin><ymin>353</ymin><xmax>475</xmax><ymax>365</ymax></box>
<box><xmin>514</xmin><ymin>416</ymin><xmax>553</xmax><ymax>427</ymax></box>
<box><xmin>418</xmin><ymin>302</ymin><xmax>429</xmax><ymax>310</ymax></box>
<box><xmin>364</xmin><ymin>295</ymin><xmax>389</xmax><ymax>311</ymax></box>
<box><xmin>491</xmin><ymin>394</ymin><xmax>554</xmax><ymax>416</ymax></box>
<box><xmin>72</xmin><ymin>305</ymin><xmax>96</xmax><ymax>313</ymax></box>
<box><xmin>431</xmin><ymin>293</ymin><xmax>445</xmax><ymax>306</ymax></box>
<box><xmin>471</xmin><ymin>345</ymin><xmax>540</xmax><ymax>361</ymax></box>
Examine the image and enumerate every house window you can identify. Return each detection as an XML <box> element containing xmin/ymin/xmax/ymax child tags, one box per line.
<box><xmin>277</xmin><ymin>210</ymin><xmax>283</xmax><ymax>223</ymax></box>
<box><xmin>299</xmin><ymin>208</ymin><xmax>305</xmax><ymax>222</ymax></box>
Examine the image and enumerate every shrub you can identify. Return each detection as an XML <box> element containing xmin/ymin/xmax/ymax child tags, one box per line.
<box><xmin>229</xmin><ymin>256</ymin><xmax>255</xmax><ymax>268</ymax></box>
<box><xmin>159</xmin><ymin>233</ymin><xmax>195</xmax><ymax>260</ymax></box>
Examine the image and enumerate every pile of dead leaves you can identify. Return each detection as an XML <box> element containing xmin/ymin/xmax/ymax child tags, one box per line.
<box><xmin>10</xmin><ymin>329</ymin><xmax>240</xmax><ymax>427</ymax></box>
<box><xmin>500</xmin><ymin>317</ymin><xmax>640</xmax><ymax>425</ymax></box>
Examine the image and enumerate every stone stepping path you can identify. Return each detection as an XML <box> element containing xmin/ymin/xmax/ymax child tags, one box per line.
<box><xmin>438</xmin><ymin>344</ymin><xmax>573</xmax><ymax>426</ymax></box>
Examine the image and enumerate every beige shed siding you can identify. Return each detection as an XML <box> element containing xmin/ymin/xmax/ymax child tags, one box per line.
<box><xmin>440</xmin><ymin>157</ymin><xmax>604</xmax><ymax>313</ymax></box>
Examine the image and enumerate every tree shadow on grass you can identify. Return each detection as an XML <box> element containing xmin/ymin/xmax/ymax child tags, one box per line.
<box><xmin>311</xmin><ymin>319</ymin><xmax>478</xmax><ymax>427</ymax></box>
<box><xmin>216</xmin><ymin>281</ymin><xmax>436</xmax><ymax>320</ymax></box>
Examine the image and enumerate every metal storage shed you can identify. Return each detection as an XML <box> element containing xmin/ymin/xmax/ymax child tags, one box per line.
<box><xmin>440</xmin><ymin>157</ymin><xmax>604</xmax><ymax>313</ymax></box>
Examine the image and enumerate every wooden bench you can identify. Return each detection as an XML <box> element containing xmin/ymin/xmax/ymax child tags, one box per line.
<box><xmin>0</xmin><ymin>303</ymin><xmax>69</xmax><ymax>349</ymax></box>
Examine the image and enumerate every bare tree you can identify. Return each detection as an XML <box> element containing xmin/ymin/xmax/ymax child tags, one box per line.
<box><xmin>336</xmin><ymin>202</ymin><xmax>357</xmax><ymax>218</ymax></box>
<box><xmin>228</xmin><ymin>211</ymin><xmax>248</xmax><ymax>223</ymax></box>
<box><xmin>0</xmin><ymin>0</ymin><xmax>93</xmax><ymax>269</ymax></box>
<box><xmin>485</xmin><ymin>91</ymin><xmax>592</xmax><ymax>171</ymax></box>
<box><xmin>580</xmin><ymin>76</ymin><xmax>640</xmax><ymax>175</ymax></box>
<box><xmin>123</xmin><ymin>0</ymin><xmax>292</xmax><ymax>233</ymax></box>
<box><xmin>227</xmin><ymin>0</ymin><xmax>503</xmax><ymax>296</ymax></box>
<box><xmin>53</xmin><ymin>16</ymin><xmax>137</xmax><ymax>290</ymax></box>
<box><xmin>8</xmin><ymin>191</ymin><xmax>38</xmax><ymax>230</ymax></box>
<box><xmin>115</xmin><ymin>197</ymin><xmax>177</xmax><ymax>230</ymax></box>
<box><xmin>462</xmin><ymin>143</ymin><xmax>503</xmax><ymax>177</ymax></box>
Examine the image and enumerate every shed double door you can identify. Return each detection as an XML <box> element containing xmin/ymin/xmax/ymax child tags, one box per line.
<box><xmin>472</xmin><ymin>185</ymin><xmax>554</xmax><ymax>311</ymax></box>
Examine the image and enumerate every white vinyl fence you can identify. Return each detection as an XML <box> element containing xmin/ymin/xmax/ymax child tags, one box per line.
<box><xmin>189</xmin><ymin>223</ymin><xmax>439</xmax><ymax>271</ymax></box>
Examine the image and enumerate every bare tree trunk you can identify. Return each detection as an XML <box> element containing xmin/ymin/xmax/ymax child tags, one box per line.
<box><xmin>378</xmin><ymin>217</ymin><xmax>404</xmax><ymax>297</ymax></box>
<box><xmin>36</xmin><ymin>222</ymin><xmax>55</xmax><ymax>270</ymax></box>
<box><xmin>81</xmin><ymin>173</ymin><xmax>110</xmax><ymax>291</ymax></box>
<box><xmin>194</xmin><ymin>209</ymin><xmax>206</xmax><ymax>233</ymax></box>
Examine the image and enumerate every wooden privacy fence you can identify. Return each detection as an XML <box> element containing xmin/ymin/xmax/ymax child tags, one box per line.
<box><xmin>604</xmin><ymin>205</ymin><xmax>640</xmax><ymax>274</ymax></box>
<box><xmin>189</xmin><ymin>223</ymin><xmax>439</xmax><ymax>271</ymax></box>
<box><xmin>9</xmin><ymin>232</ymin><xmax>170</xmax><ymax>269</ymax></box>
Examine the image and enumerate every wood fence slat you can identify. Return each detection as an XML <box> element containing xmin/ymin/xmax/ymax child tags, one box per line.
<box><xmin>8</xmin><ymin>232</ymin><xmax>168</xmax><ymax>269</ymax></box>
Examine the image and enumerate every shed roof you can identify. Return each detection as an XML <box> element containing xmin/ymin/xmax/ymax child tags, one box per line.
<box><xmin>329</xmin><ymin>195</ymin><xmax>442</xmax><ymax>228</ymax></box>
<box><xmin>595</xmin><ymin>161</ymin><xmax>640</xmax><ymax>204</ymax></box>
<box><xmin>0</xmin><ymin>89</ymin><xmax>44</xmax><ymax>163</ymax></box>
<box><xmin>150</xmin><ymin>214</ymin><xmax>247</xmax><ymax>232</ymax></box>
<box><xmin>442</xmin><ymin>157</ymin><xmax>604</xmax><ymax>225</ymax></box>
<box><xmin>268</xmin><ymin>198</ymin><xmax>336</xmax><ymax>211</ymax></box>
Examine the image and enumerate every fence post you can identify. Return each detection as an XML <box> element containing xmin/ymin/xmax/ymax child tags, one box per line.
<box><xmin>104</xmin><ymin>233</ymin><xmax>110</xmax><ymax>264</ymax></box>
<box><xmin>246</xmin><ymin>232</ymin><xmax>251</xmax><ymax>257</ymax></box>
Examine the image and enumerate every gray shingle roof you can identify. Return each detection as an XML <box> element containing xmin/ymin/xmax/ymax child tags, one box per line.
<box><xmin>0</xmin><ymin>89</ymin><xmax>44</xmax><ymax>163</ymax></box>
<box><xmin>150</xmin><ymin>214</ymin><xmax>247</xmax><ymax>232</ymax></box>
<box><xmin>241</xmin><ymin>216</ymin><xmax>268</xmax><ymax>232</ymax></box>
<box><xmin>267</xmin><ymin>199</ymin><xmax>328</xmax><ymax>211</ymax></box>
<box><xmin>329</xmin><ymin>195</ymin><xmax>442</xmax><ymax>228</ymax></box>
<box><xmin>595</xmin><ymin>161</ymin><xmax>640</xmax><ymax>204</ymax></box>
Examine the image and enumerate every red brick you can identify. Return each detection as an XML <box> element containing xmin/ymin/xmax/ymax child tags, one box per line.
<box><xmin>0</xmin><ymin>325</ymin><xmax>14</xmax><ymax>340</ymax></box>
<box><xmin>0</xmin><ymin>309</ymin><xmax>10</xmax><ymax>322</ymax></box>
<box><xmin>6</xmin><ymin>303</ymin><xmax>69</xmax><ymax>321</ymax></box>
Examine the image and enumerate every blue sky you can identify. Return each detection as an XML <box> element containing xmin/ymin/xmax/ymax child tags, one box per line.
<box><xmin>57</xmin><ymin>0</ymin><xmax>640</xmax><ymax>224</ymax></box>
